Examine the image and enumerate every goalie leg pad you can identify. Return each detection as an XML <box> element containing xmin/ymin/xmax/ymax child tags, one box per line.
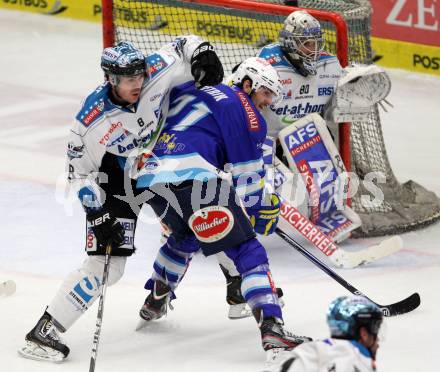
<box><xmin>46</xmin><ymin>256</ymin><xmax>126</xmax><ymax>330</ymax></box>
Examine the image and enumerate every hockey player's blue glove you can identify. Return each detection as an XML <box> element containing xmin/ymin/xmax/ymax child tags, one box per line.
<box><xmin>247</xmin><ymin>193</ymin><xmax>281</xmax><ymax>236</ymax></box>
<box><xmin>86</xmin><ymin>208</ymin><xmax>125</xmax><ymax>249</ymax></box>
<box><xmin>191</xmin><ymin>42</ymin><xmax>224</xmax><ymax>87</ymax></box>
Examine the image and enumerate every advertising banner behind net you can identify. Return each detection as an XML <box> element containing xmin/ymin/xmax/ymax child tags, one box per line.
<box><xmin>371</xmin><ymin>0</ymin><xmax>440</xmax><ymax>75</ymax></box>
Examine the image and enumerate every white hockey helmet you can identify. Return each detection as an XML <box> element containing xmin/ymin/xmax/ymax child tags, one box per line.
<box><xmin>228</xmin><ymin>57</ymin><xmax>282</xmax><ymax>98</ymax></box>
<box><xmin>279</xmin><ymin>10</ymin><xmax>325</xmax><ymax>75</ymax></box>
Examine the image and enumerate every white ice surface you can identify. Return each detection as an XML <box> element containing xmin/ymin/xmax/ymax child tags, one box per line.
<box><xmin>0</xmin><ymin>10</ymin><xmax>439</xmax><ymax>372</ymax></box>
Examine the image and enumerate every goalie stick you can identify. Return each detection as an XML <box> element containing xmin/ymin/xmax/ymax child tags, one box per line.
<box><xmin>0</xmin><ymin>280</ymin><xmax>16</xmax><ymax>297</ymax></box>
<box><xmin>89</xmin><ymin>244</ymin><xmax>112</xmax><ymax>372</ymax></box>
<box><xmin>276</xmin><ymin>228</ymin><xmax>420</xmax><ymax>316</ymax></box>
<box><xmin>279</xmin><ymin>200</ymin><xmax>404</xmax><ymax>269</ymax></box>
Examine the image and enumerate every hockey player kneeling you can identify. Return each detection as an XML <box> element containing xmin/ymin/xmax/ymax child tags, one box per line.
<box><xmin>264</xmin><ymin>296</ymin><xmax>384</xmax><ymax>372</ymax></box>
<box><xmin>136</xmin><ymin>57</ymin><xmax>312</xmax><ymax>351</ymax></box>
<box><xmin>18</xmin><ymin>36</ymin><xmax>224</xmax><ymax>362</ymax></box>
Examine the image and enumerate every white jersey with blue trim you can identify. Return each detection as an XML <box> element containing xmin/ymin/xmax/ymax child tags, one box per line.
<box><xmin>258</xmin><ymin>43</ymin><xmax>342</xmax><ymax>136</ymax></box>
<box><xmin>137</xmin><ymin>82</ymin><xmax>268</xmax><ymax>207</ymax></box>
<box><xmin>66</xmin><ymin>35</ymin><xmax>204</xmax><ymax>206</ymax></box>
<box><xmin>264</xmin><ymin>338</ymin><xmax>376</xmax><ymax>372</ymax></box>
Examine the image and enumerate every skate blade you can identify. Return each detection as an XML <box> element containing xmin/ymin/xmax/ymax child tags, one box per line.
<box><xmin>18</xmin><ymin>341</ymin><xmax>66</xmax><ymax>363</ymax></box>
<box><xmin>135</xmin><ymin>318</ymin><xmax>150</xmax><ymax>331</ymax></box>
<box><xmin>228</xmin><ymin>303</ymin><xmax>252</xmax><ymax>319</ymax></box>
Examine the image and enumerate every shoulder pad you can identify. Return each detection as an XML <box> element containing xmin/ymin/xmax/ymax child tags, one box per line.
<box><xmin>76</xmin><ymin>83</ymin><xmax>110</xmax><ymax>127</ymax></box>
<box><xmin>146</xmin><ymin>52</ymin><xmax>172</xmax><ymax>79</ymax></box>
<box><xmin>258</xmin><ymin>44</ymin><xmax>290</xmax><ymax>68</ymax></box>
<box><xmin>318</xmin><ymin>52</ymin><xmax>338</xmax><ymax>62</ymax></box>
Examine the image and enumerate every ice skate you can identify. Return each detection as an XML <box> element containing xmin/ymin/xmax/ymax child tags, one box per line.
<box><xmin>18</xmin><ymin>311</ymin><xmax>69</xmax><ymax>363</ymax></box>
<box><xmin>221</xmin><ymin>265</ymin><xmax>285</xmax><ymax>319</ymax></box>
<box><xmin>260</xmin><ymin>317</ymin><xmax>312</xmax><ymax>351</ymax></box>
<box><xmin>136</xmin><ymin>280</ymin><xmax>172</xmax><ymax>331</ymax></box>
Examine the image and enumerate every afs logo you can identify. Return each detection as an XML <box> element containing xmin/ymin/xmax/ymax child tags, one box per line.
<box><xmin>189</xmin><ymin>206</ymin><xmax>234</xmax><ymax>243</ymax></box>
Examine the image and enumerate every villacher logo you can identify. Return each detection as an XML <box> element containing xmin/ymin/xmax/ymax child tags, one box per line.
<box><xmin>189</xmin><ymin>206</ymin><xmax>234</xmax><ymax>243</ymax></box>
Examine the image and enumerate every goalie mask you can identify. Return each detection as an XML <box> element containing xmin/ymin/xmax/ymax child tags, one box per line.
<box><xmin>227</xmin><ymin>57</ymin><xmax>282</xmax><ymax>99</ymax></box>
<box><xmin>101</xmin><ymin>41</ymin><xmax>147</xmax><ymax>85</ymax></box>
<box><xmin>279</xmin><ymin>10</ymin><xmax>325</xmax><ymax>76</ymax></box>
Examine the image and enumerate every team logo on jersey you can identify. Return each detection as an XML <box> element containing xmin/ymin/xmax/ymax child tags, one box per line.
<box><xmin>189</xmin><ymin>206</ymin><xmax>234</xmax><ymax>243</ymax></box>
<box><xmin>82</xmin><ymin>101</ymin><xmax>105</xmax><ymax>126</ymax></box>
<box><xmin>265</xmin><ymin>54</ymin><xmax>282</xmax><ymax>65</ymax></box>
<box><xmin>67</xmin><ymin>142</ymin><xmax>85</xmax><ymax>160</ymax></box>
<box><xmin>148</xmin><ymin>53</ymin><xmax>169</xmax><ymax>78</ymax></box>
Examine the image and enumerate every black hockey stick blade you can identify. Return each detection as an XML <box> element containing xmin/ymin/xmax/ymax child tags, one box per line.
<box><xmin>376</xmin><ymin>292</ymin><xmax>420</xmax><ymax>317</ymax></box>
<box><xmin>275</xmin><ymin>228</ymin><xmax>421</xmax><ymax>317</ymax></box>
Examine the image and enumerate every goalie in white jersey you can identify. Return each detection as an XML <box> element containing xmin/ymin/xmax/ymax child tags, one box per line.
<box><xmin>264</xmin><ymin>296</ymin><xmax>384</xmax><ymax>372</ymax></box>
<box><xmin>18</xmin><ymin>37</ymin><xmax>223</xmax><ymax>363</ymax></box>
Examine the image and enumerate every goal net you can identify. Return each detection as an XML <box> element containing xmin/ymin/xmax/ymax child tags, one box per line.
<box><xmin>102</xmin><ymin>0</ymin><xmax>440</xmax><ymax>237</ymax></box>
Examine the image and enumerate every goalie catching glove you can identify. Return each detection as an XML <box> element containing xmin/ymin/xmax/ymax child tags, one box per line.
<box><xmin>191</xmin><ymin>42</ymin><xmax>224</xmax><ymax>87</ymax></box>
<box><xmin>86</xmin><ymin>207</ymin><xmax>125</xmax><ymax>248</ymax></box>
<box><xmin>247</xmin><ymin>193</ymin><xmax>281</xmax><ymax>236</ymax></box>
<box><xmin>324</xmin><ymin>64</ymin><xmax>392</xmax><ymax>123</ymax></box>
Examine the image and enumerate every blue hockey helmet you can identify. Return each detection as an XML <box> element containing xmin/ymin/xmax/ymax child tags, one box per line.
<box><xmin>101</xmin><ymin>41</ymin><xmax>146</xmax><ymax>77</ymax></box>
<box><xmin>327</xmin><ymin>296</ymin><xmax>383</xmax><ymax>339</ymax></box>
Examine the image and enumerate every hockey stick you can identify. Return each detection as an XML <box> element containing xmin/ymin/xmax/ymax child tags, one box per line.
<box><xmin>275</xmin><ymin>228</ymin><xmax>420</xmax><ymax>317</ymax></box>
<box><xmin>89</xmin><ymin>243</ymin><xmax>113</xmax><ymax>372</ymax></box>
<box><xmin>0</xmin><ymin>280</ymin><xmax>16</xmax><ymax>297</ymax></box>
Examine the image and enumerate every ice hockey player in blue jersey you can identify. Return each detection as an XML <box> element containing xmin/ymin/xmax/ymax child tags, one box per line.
<box><xmin>136</xmin><ymin>57</ymin><xmax>312</xmax><ymax>351</ymax></box>
<box><xmin>18</xmin><ymin>37</ymin><xmax>223</xmax><ymax>363</ymax></box>
<box><xmin>264</xmin><ymin>296</ymin><xmax>384</xmax><ymax>372</ymax></box>
<box><xmin>218</xmin><ymin>10</ymin><xmax>393</xmax><ymax>317</ymax></box>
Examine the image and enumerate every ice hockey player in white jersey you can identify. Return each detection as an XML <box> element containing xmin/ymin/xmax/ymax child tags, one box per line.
<box><xmin>18</xmin><ymin>37</ymin><xmax>223</xmax><ymax>363</ymax></box>
<box><xmin>264</xmin><ymin>296</ymin><xmax>384</xmax><ymax>372</ymax></box>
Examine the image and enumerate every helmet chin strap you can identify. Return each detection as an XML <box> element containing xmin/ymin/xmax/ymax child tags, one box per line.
<box><xmin>281</xmin><ymin>48</ymin><xmax>310</xmax><ymax>77</ymax></box>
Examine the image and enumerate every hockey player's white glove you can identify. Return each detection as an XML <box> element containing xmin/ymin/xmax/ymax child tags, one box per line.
<box><xmin>324</xmin><ymin>64</ymin><xmax>392</xmax><ymax>123</ymax></box>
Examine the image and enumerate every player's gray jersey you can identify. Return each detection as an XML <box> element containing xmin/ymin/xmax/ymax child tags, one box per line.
<box><xmin>258</xmin><ymin>44</ymin><xmax>342</xmax><ymax>137</ymax></box>
<box><xmin>66</xmin><ymin>35</ymin><xmax>204</xmax><ymax>199</ymax></box>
